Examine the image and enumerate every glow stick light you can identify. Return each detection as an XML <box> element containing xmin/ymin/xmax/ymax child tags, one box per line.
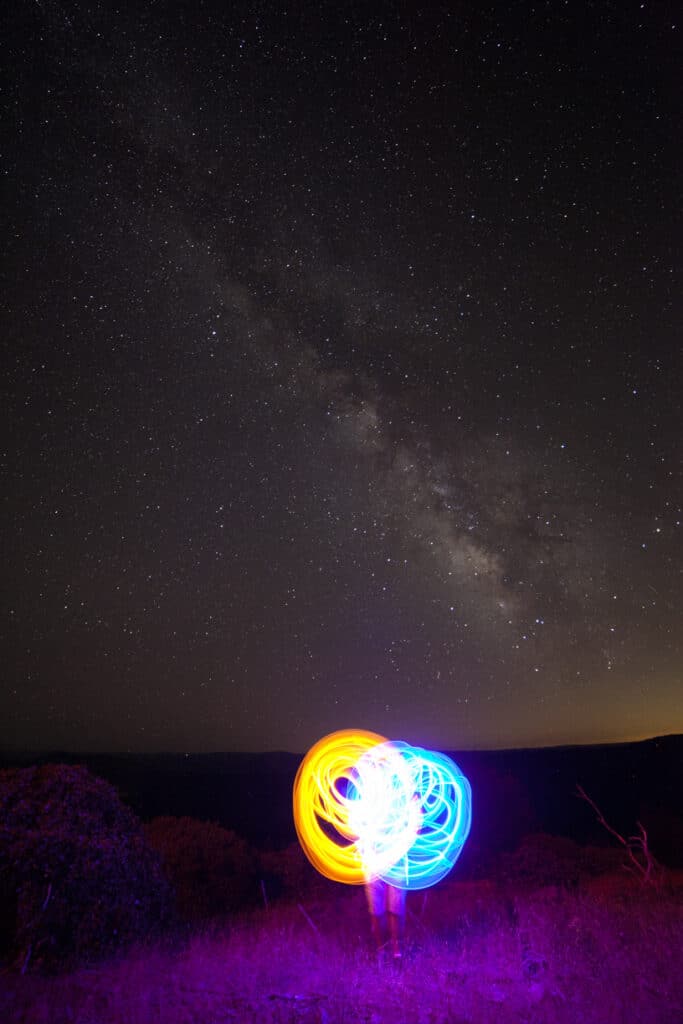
<box><xmin>379</xmin><ymin>744</ymin><xmax>472</xmax><ymax>890</ymax></box>
<box><xmin>292</xmin><ymin>730</ymin><xmax>472</xmax><ymax>891</ymax></box>
<box><xmin>292</xmin><ymin>729</ymin><xmax>387</xmax><ymax>884</ymax></box>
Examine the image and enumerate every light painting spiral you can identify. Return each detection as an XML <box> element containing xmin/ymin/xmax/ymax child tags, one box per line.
<box><xmin>292</xmin><ymin>728</ymin><xmax>388</xmax><ymax>884</ymax></box>
<box><xmin>376</xmin><ymin>743</ymin><xmax>472</xmax><ymax>890</ymax></box>
<box><xmin>293</xmin><ymin>730</ymin><xmax>472</xmax><ymax>890</ymax></box>
<box><xmin>348</xmin><ymin>739</ymin><xmax>422</xmax><ymax>881</ymax></box>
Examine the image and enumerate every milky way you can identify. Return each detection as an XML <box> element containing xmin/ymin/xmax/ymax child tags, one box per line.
<box><xmin>2</xmin><ymin>1</ymin><xmax>680</xmax><ymax>752</ymax></box>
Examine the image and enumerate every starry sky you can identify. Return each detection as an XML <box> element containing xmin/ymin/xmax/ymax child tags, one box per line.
<box><xmin>2</xmin><ymin>1</ymin><xmax>680</xmax><ymax>754</ymax></box>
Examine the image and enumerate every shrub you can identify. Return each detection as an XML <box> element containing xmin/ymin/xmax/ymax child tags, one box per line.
<box><xmin>258</xmin><ymin>842</ymin><xmax>321</xmax><ymax>900</ymax></box>
<box><xmin>0</xmin><ymin>763</ymin><xmax>172</xmax><ymax>970</ymax></box>
<box><xmin>497</xmin><ymin>832</ymin><xmax>622</xmax><ymax>887</ymax></box>
<box><xmin>145</xmin><ymin>816</ymin><xmax>256</xmax><ymax>921</ymax></box>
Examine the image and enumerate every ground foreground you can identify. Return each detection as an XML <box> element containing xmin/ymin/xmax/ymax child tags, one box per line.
<box><xmin>1</xmin><ymin>872</ymin><xmax>682</xmax><ymax>1023</ymax></box>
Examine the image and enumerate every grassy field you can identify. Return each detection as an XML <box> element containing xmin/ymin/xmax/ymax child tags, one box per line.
<box><xmin>1</xmin><ymin>868</ymin><xmax>681</xmax><ymax>1024</ymax></box>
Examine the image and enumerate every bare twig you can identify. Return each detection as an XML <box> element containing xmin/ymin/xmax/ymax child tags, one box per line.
<box><xmin>297</xmin><ymin>903</ymin><xmax>320</xmax><ymax>935</ymax></box>
<box><xmin>41</xmin><ymin>882</ymin><xmax>52</xmax><ymax>912</ymax></box>
<box><xmin>576</xmin><ymin>785</ymin><xmax>663</xmax><ymax>887</ymax></box>
<box><xmin>20</xmin><ymin>943</ymin><xmax>32</xmax><ymax>976</ymax></box>
<box><xmin>19</xmin><ymin>881</ymin><xmax>54</xmax><ymax>973</ymax></box>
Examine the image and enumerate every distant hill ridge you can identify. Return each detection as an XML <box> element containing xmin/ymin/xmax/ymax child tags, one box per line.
<box><xmin>1</xmin><ymin>734</ymin><xmax>681</xmax><ymax>865</ymax></box>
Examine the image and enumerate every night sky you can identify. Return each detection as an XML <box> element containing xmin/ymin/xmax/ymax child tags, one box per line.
<box><xmin>2</xmin><ymin>1</ymin><xmax>680</xmax><ymax>754</ymax></box>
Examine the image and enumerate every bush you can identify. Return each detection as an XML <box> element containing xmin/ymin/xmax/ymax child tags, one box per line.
<box><xmin>0</xmin><ymin>763</ymin><xmax>172</xmax><ymax>970</ymax></box>
<box><xmin>258</xmin><ymin>842</ymin><xmax>321</xmax><ymax>900</ymax></box>
<box><xmin>497</xmin><ymin>833</ymin><xmax>623</xmax><ymax>887</ymax></box>
<box><xmin>145</xmin><ymin>816</ymin><xmax>256</xmax><ymax>921</ymax></box>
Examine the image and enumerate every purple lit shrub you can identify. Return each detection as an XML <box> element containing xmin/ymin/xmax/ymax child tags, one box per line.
<box><xmin>145</xmin><ymin>816</ymin><xmax>256</xmax><ymax>921</ymax></box>
<box><xmin>258</xmin><ymin>842</ymin><xmax>322</xmax><ymax>899</ymax></box>
<box><xmin>0</xmin><ymin>764</ymin><xmax>172</xmax><ymax>970</ymax></box>
<box><xmin>497</xmin><ymin>833</ymin><xmax>623</xmax><ymax>887</ymax></box>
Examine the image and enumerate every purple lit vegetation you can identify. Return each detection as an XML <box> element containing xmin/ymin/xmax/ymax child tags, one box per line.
<box><xmin>1</xmin><ymin>762</ymin><xmax>682</xmax><ymax>1023</ymax></box>
<box><xmin>1</xmin><ymin>856</ymin><xmax>682</xmax><ymax>1024</ymax></box>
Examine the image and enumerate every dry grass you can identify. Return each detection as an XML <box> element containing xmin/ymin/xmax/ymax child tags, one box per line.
<box><xmin>1</xmin><ymin>871</ymin><xmax>682</xmax><ymax>1023</ymax></box>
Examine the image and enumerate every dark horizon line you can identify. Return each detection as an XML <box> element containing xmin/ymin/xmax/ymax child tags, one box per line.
<box><xmin>1</xmin><ymin>731</ymin><xmax>680</xmax><ymax>761</ymax></box>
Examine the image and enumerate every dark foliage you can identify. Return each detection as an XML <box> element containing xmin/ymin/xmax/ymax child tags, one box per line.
<box><xmin>636</xmin><ymin>805</ymin><xmax>683</xmax><ymax>869</ymax></box>
<box><xmin>0</xmin><ymin>764</ymin><xmax>172</xmax><ymax>970</ymax></box>
<box><xmin>496</xmin><ymin>833</ymin><xmax>623</xmax><ymax>887</ymax></box>
<box><xmin>258</xmin><ymin>842</ymin><xmax>324</xmax><ymax>901</ymax></box>
<box><xmin>145</xmin><ymin>816</ymin><xmax>257</xmax><ymax>921</ymax></box>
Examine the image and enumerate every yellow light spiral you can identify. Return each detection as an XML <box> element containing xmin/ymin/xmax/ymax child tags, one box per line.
<box><xmin>292</xmin><ymin>728</ymin><xmax>387</xmax><ymax>884</ymax></box>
